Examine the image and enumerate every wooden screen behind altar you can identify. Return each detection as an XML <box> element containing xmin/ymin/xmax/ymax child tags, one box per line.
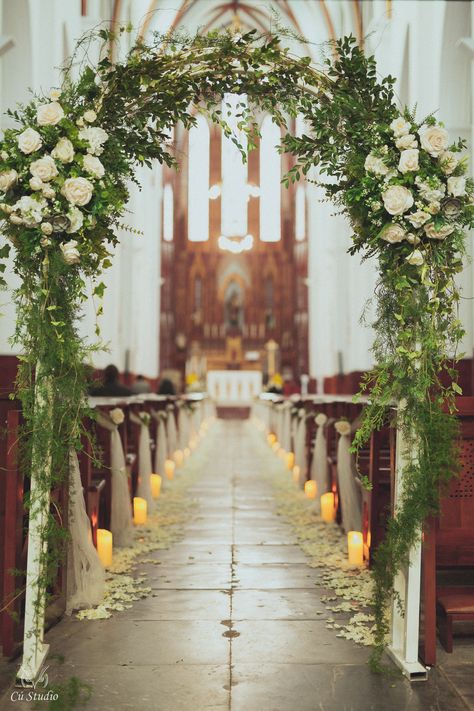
<box><xmin>159</xmin><ymin>114</ymin><xmax>309</xmax><ymax>384</ymax></box>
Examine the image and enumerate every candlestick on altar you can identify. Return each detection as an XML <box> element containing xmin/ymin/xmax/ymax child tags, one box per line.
<box><xmin>304</xmin><ymin>480</ymin><xmax>317</xmax><ymax>499</ymax></box>
<box><xmin>133</xmin><ymin>497</ymin><xmax>147</xmax><ymax>525</ymax></box>
<box><xmin>150</xmin><ymin>473</ymin><xmax>162</xmax><ymax>499</ymax></box>
<box><xmin>347</xmin><ymin>531</ymin><xmax>364</xmax><ymax>566</ymax></box>
<box><xmin>320</xmin><ymin>492</ymin><xmax>336</xmax><ymax>522</ymax></box>
<box><xmin>165</xmin><ymin>459</ymin><xmax>175</xmax><ymax>480</ymax></box>
<box><xmin>97</xmin><ymin>529</ymin><xmax>113</xmax><ymax>567</ymax></box>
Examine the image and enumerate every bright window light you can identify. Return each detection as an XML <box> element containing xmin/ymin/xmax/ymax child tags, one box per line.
<box><xmin>221</xmin><ymin>93</ymin><xmax>248</xmax><ymax>237</ymax></box>
<box><xmin>260</xmin><ymin>116</ymin><xmax>281</xmax><ymax>242</ymax></box>
<box><xmin>163</xmin><ymin>183</ymin><xmax>173</xmax><ymax>242</ymax></box>
<box><xmin>188</xmin><ymin>114</ymin><xmax>209</xmax><ymax>242</ymax></box>
<box><xmin>295</xmin><ymin>184</ymin><xmax>306</xmax><ymax>241</ymax></box>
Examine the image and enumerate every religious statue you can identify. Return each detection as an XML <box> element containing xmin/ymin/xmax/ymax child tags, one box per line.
<box><xmin>225</xmin><ymin>291</ymin><xmax>243</xmax><ymax>332</ymax></box>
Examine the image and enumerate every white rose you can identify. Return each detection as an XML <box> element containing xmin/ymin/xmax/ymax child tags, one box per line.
<box><xmin>379</xmin><ymin>223</ymin><xmax>406</xmax><ymax>243</ymax></box>
<box><xmin>29</xmin><ymin>177</ymin><xmax>44</xmax><ymax>191</ymax></box>
<box><xmin>390</xmin><ymin>116</ymin><xmax>411</xmax><ymax>137</ymax></box>
<box><xmin>415</xmin><ymin>178</ymin><xmax>445</xmax><ymax>203</ymax></box>
<box><xmin>42</xmin><ymin>186</ymin><xmax>56</xmax><ymax>199</ymax></box>
<box><xmin>315</xmin><ymin>413</ymin><xmax>327</xmax><ymax>427</ymax></box>
<box><xmin>10</xmin><ymin>214</ymin><xmax>23</xmax><ymax>224</ymax></box>
<box><xmin>424</xmin><ymin>222</ymin><xmax>455</xmax><ymax>240</ymax></box>
<box><xmin>335</xmin><ymin>420</ymin><xmax>351</xmax><ymax>436</ymax></box>
<box><xmin>406</xmin><ymin>250</ymin><xmax>424</xmax><ymax>266</ymax></box>
<box><xmin>61</xmin><ymin>177</ymin><xmax>93</xmax><ymax>206</ymax></box>
<box><xmin>364</xmin><ymin>153</ymin><xmax>388</xmax><ymax>176</ymax></box>
<box><xmin>84</xmin><ymin>110</ymin><xmax>97</xmax><ymax>123</ymax></box>
<box><xmin>36</xmin><ymin>101</ymin><xmax>64</xmax><ymax>126</ymax></box>
<box><xmin>419</xmin><ymin>125</ymin><xmax>449</xmax><ymax>157</ymax></box>
<box><xmin>406</xmin><ymin>211</ymin><xmax>430</xmax><ymax>228</ymax></box>
<box><xmin>0</xmin><ymin>169</ymin><xmax>18</xmax><ymax>192</ymax></box>
<box><xmin>398</xmin><ymin>149</ymin><xmax>419</xmax><ymax>174</ymax></box>
<box><xmin>447</xmin><ymin>176</ymin><xmax>466</xmax><ymax>197</ymax></box>
<box><xmin>439</xmin><ymin>151</ymin><xmax>458</xmax><ymax>175</ymax></box>
<box><xmin>395</xmin><ymin>134</ymin><xmax>418</xmax><ymax>150</ymax></box>
<box><xmin>382</xmin><ymin>185</ymin><xmax>414</xmax><ymax>215</ymax></box>
<box><xmin>17</xmin><ymin>127</ymin><xmax>42</xmax><ymax>154</ymax></box>
<box><xmin>50</xmin><ymin>89</ymin><xmax>61</xmax><ymax>101</ymax></box>
<box><xmin>30</xmin><ymin>155</ymin><xmax>58</xmax><ymax>183</ymax></box>
<box><xmin>66</xmin><ymin>206</ymin><xmax>84</xmax><ymax>233</ymax></box>
<box><xmin>425</xmin><ymin>201</ymin><xmax>441</xmax><ymax>215</ymax></box>
<box><xmin>60</xmin><ymin>239</ymin><xmax>80</xmax><ymax>265</ymax></box>
<box><xmin>41</xmin><ymin>222</ymin><xmax>53</xmax><ymax>235</ymax></box>
<box><xmin>51</xmin><ymin>137</ymin><xmax>75</xmax><ymax>164</ymax></box>
<box><xmin>1</xmin><ymin>151</ymin><xmax>8</xmax><ymax>161</ymax></box>
<box><xmin>406</xmin><ymin>233</ymin><xmax>421</xmax><ymax>245</ymax></box>
<box><xmin>78</xmin><ymin>126</ymin><xmax>108</xmax><ymax>155</ymax></box>
<box><xmin>83</xmin><ymin>153</ymin><xmax>105</xmax><ymax>178</ymax></box>
<box><xmin>110</xmin><ymin>407</ymin><xmax>125</xmax><ymax>425</ymax></box>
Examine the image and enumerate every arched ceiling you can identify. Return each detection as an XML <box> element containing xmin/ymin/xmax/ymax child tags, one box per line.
<box><xmin>111</xmin><ymin>1</ymin><xmax>372</xmax><ymax>59</ymax></box>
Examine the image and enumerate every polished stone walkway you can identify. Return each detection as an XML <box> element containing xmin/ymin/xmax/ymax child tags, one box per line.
<box><xmin>0</xmin><ymin>420</ymin><xmax>471</xmax><ymax>710</ymax></box>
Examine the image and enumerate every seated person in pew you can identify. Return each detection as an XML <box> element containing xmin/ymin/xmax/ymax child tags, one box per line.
<box><xmin>157</xmin><ymin>378</ymin><xmax>176</xmax><ymax>395</ymax></box>
<box><xmin>130</xmin><ymin>374</ymin><xmax>151</xmax><ymax>394</ymax></box>
<box><xmin>89</xmin><ymin>364</ymin><xmax>133</xmax><ymax>397</ymax></box>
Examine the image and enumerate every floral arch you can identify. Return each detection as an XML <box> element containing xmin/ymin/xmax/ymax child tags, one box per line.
<box><xmin>0</xmin><ymin>27</ymin><xmax>472</xmax><ymax>676</ymax></box>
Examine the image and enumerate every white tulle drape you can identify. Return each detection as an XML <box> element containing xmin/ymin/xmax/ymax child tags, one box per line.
<box><xmin>96</xmin><ymin>412</ymin><xmax>133</xmax><ymax>547</ymax></box>
<box><xmin>336</xmin><ymin>423</ymin><xmax>362</xmax><ymax>533</ymax></box>
<box><xmin>166</xmin><ymin>405</ymin><xmax>178</xmax><ymax>456</ymax></box>
<box><xmin>281</xmin><ymin>402</ymin><xmax>292</xmax><ymax>452</ymax></box>
<box><xmin>66</xmin><ymin>450</ymin><xmax>105</xmax><ymax>614</ymax></box>
<box><xmin>151</xmin><ymin>410</ymin><xmax>167</xmax><ymax>479</ymax></box>
<box><xmin>310</xmin><ymin>416</ymin><xmax>331</xmax><ymax>501</ymax></box>
<box><xmin>129</xmin><ymin>412</ymin><xmax>155</xmax><ymax>513</ymax></box>
<box><xmin>294</xmin><ymin>411</ymin><xmax>307</xmax><ymax>488</ymax></box>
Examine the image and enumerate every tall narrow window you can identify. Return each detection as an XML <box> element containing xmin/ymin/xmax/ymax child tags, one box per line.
<box><xmin>188</xmin><ymin>115</ymin><xmax>210</xmax><ymax>242</ymax></box>
<box><xmin>163</xmin><ymin>183</ymin><xmax>173</xmax><ymax>242</ymax></box>
<box><xmin>260</xmin><ymin>116</ymin><xmax>281</xmax><ymax>242</ymax></box>
<box><xmin>295</xmin><ymin>185</ymin><xmax>306</xmax><ymax>241</ymax></box>
<box><xmin>221</xmin><ymin>93</ymin><xmax>248</xmax><ymax>237</ymax></box>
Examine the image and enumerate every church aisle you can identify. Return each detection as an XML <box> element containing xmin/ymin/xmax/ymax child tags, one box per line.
<box><xmin>2</xmin><ymin>420</ymin><xmax>468</xmax><ymax>711</ymax></box>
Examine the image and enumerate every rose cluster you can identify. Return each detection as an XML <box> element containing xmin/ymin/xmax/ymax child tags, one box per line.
<box><xmin>0</xmin><ymin>90</ymin><xmax>109</xmax><ymax>267</ymax></box>
<box><xmin>363</xmin><ymin>115</ymin><xmax>473</xmax><ymax>267</ymax></box>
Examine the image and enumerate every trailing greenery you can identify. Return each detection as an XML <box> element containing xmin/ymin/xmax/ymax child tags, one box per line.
<box><xmin>0</xmin><ymin>28</ymin><xmax>472</xmax><ymax>675</ymax></box>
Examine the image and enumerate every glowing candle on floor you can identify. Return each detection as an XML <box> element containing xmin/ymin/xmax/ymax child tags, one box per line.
<box><xmin>304</xmin><ymin>480</ymin><xmax>317</xmax><ymax>500</ymax></box>
<box><xmin>97</xmin><ymin>528</ymin><xmax>113</xmax><ymax>567</ymax></box>
<box><xmin>348</xmin><ymin>531</ymin><xmax>364</xmax><ymax>566</ymax></box>
<box><xmin>321</xmin><ymin>492</ymin><xmax>336</xmax><ymax>522</ymax></box>
<box><xmin>133</xmin><ymin>497</ymin><xmax>147</xmax><ymax>525</ymax></box>
<box><xmin>184</xmin><ymin>447</ymin><xmax>191</xmax><ymax>458</ymax></box>
<box><xmin>268</xmin><ymin>433</ymin><xmax>276</xmax><ymax>446</ymax></box>
<box><xmin>286</xmin><ymin>452</ymin><xmax>295</xmax><ymax>470</ymax></box>
<box><xmin>174</xmin><ymin>450</ymin><xmax>184</xmax><ymax>467</ymax></box>
<box><xmin>292</xmin><ymin>465</ymin><xmax>300</xmax><ymax>484</ymax></box>
<box><xmin>165</xmin><ymin>459</ymin><xmax>175</xmax><ymax>480</ymax></box>
<box><xmin>150</xmin><ymin>473</ymin><xmax>162</xmax><ymax>499</ymax></box>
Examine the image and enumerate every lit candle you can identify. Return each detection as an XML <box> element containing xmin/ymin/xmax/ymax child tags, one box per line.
<box><xmin>133</xmin><ymin>497</ymin><xmax>147</xmax><ymax>525</ymax></box>
<box><xmin>286</xmin><ymin>452</ymin><xmax>295</xmax><ymax>470</ymax></box>
<box><xmin>320</xmin><ymin>492</ymin><xmax>336</xmax><ymax>522</ymax></box>
<box><xmin>348</xmin><ymin>531</ymin><xmax>364</xmax><ymax>566</ymax></box>
<box><xmin>150</xmin><ymin>473</ymin><xmax>162</xmax><ymax>499</ymax></box>
<box><xmin>304</xmin><ymin>480</ymin><xmax>317</xmax><ymax>499</ymax></box>
<box><xmin>184</xmin><ymin>447</ymin><xmax>191</xmax><ymax>458</ymax></box>
<box><xmin>165</xmin><ymin>459</ymin><xmax>175</xmax><ymax>480</ymax></box>
<box><xmin>97</xmin><ymin>528</ymin><xmax>113</xmax><ymax>567</ymax></box>
<box><xmin>267</xmin><ymin>433</ymin><xmax>276</xmax><ymax>446</ymax></box>
<box><xmin>292</xmin><ymin>465</ymin><xmax>300</xmax><ymax>484</ymax></box>
<box><xmin>174</xmin><ymin>449</ymin><xmax>184</xmax><ymax>466</ymax></box>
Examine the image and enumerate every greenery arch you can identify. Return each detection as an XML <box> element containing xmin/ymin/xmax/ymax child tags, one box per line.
<box><xmin>0</xmin><ymin>27</ymin><xmax>472</xmax><ymax>671</ymax></box>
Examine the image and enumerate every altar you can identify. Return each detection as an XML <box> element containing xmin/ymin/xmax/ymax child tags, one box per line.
<box><xmin>206</xmin><ymin>370</ymin><xmax>262</xmax><ymax>406</ymax></box>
